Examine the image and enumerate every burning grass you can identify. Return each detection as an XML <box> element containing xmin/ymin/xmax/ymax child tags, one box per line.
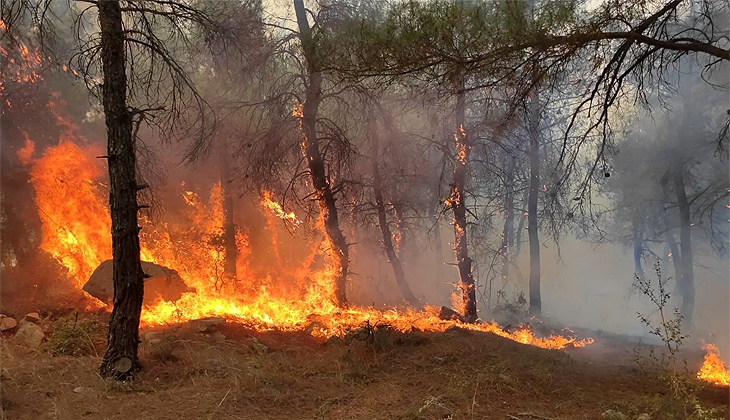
<box><xmin>19</xmin><ymin>138</ymin><xmax>592</xmax><ymax>351</ymax></box>
<box><xmin>697</xmin><ymin>343</ymin><xmax>730</xmax><ymax>387</ymax></box>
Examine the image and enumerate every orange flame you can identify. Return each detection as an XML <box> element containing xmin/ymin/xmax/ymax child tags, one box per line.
<box><xmin>697</xmin><ymin>343</ymin><xmax>730</xmax><ymax>386</ymax></box>
<box><xmin>22</xmin><ymin>110</ymin><xmax>592</xmax><ymax>350</ymax></box>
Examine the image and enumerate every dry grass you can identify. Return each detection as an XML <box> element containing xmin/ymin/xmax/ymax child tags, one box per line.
<box><xmin>1</xmin><ymin>321</ymin><xmax>727</xmax><ymax>420</ymax></box>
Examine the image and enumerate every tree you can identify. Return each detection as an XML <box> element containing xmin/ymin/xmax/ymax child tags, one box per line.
<box><xmin>293</xmin><ymin>0</ymin><xmax>350</xmax><ymax>306</ymax></box>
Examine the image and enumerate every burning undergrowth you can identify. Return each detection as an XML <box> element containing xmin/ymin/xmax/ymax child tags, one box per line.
<box><xmin>10</xmin><ymin>110</ymin><xmax>592</xmax><ymax>349</ymax></box>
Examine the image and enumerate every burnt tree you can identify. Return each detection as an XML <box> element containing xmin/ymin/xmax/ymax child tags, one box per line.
<box><xmin>294</xmin><ymin>0</ymin><xmax>349</xmax><ymax>306</ymax></box>
<box><xmin>448</xmin><ymin>86</ymin><xmax>476</xmax><ymax>322</ymax></box>
<box><xmin>368</xmin><ymin>114</ymin><xmax>418</xmax><ymax>305</ymax></box>
<box><xmin>672</xmin><ymin>161</ymin><xmax>695</xmax><ymax>327</ymax></box>
<box><xmin>527</xmin><ymin>94</ymin><xmax>541</xmax><ymax>317</ymax></box>
<box><xmin>98</xmin><ymin>0</ymin><xmax>145</xmax><ymax>379</ymax></box>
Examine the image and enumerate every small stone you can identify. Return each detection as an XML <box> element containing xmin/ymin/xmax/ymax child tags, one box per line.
<box><xmin>14</xmin><ymin>322</ymin><xmax>45</xmax><ymax>348</ymax></box>
<box><xmin>636</xmin><ymin>414</ymin><xmax>651</xmax><ymax>420</ymax></box>
<box><xmin>23</xmin><ymin>312</ymin><xmax>41</xmax><ymax>323</ymax></box>
<box><xmin>0</xmin><ymin>316</ymin><xmax>18</xmax><ymax>331</ymax></box>
<box><xmin>212</xmin><ymin>331</ymin><xmax>226</xmax><ymax>342</ymax></box>
<box><xmin>73</xmin><ymin>386</ymin><xmax>89</xmax><ymax>394</ymax></box>
<box><xmin>244</xmin><ymin>337</ymin><xmax>268</xmax><ymax>354</ymax></box>
<box><xmin>601</xmin><ymin>410</ymin><xmax>627</xmax><ymax>420</ymax></box>
<box><xmin>143</xmin><ymin>331</ymin><xmax>162</xmax><ymax>343</ymax></box>
<box><xmin>189</xmin><ymin>317</ymin><xmax>226</xmax><ymax>333</ymax></box>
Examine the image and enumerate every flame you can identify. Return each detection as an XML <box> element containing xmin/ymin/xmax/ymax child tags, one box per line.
<box><xmin>697</xmin><ymin>343</ymin><xmax>730</xmax><ymax>386</ymax></box>
<box><xmin>261</xmin><ymin>191</ymin><xmax>301</xmax><ymax>227</ymax></box>
<box><xmin>21</xmin><ymin>109</ymin><xmax>592</xmax><ymax>351</ymax></box>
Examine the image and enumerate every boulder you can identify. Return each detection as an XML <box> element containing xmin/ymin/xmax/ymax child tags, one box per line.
<box><xmin>15</xmin><ymin>322</ymin><xmax>45</xmax><ymax>348</ymax></box>
<box><xmin>189</xmin><ymin>317</ymin><xmax>226</xmax><ymax>333</ymax></box>
<box><xmin>0</xmin><ymin>315</ymin><xmax>17</xmax><ymax>331</ymax></box>
<box><xmin>83</xmin><ymin>260</ymin><xmax>192</xmax><ymax>305</ymax></box>
<box><xmin>23</xmin><ymin>312</ymin><xmax>41</xmax><ymax>323</ymax></box>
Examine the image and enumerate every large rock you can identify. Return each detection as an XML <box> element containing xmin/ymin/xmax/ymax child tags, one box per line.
<box><xmin>15</xmin><ymin>322</ymin><xmax>44</xmax><ymax>348</ymax></box>
<box><xmin>83</xmin><ymin>260</ymin><xmax>192</xmax><ymax>305</ymax></box>
<box><xmin>0</xmin><ymin>315</ymin><xmax>17</xmax><ymax>331</ymax></box>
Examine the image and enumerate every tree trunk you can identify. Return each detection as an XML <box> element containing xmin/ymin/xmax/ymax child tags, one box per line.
<box><xmin>219</xmin><ymin>139</ymin><xmax>237</xmax><ymax>282</ymax></box>
<box><xmin>294</xmin><ymin>0</ymin><xmax>348</xmax><ymax>306</ymax></box>
<box><xmin>369</xmin><ymin>116</ymin><xmax>418</xmax><ymax>305</ymax></box>
<box><xmin>673</xmin><ymin>164</ymin><xmax>695</xmax><ymax>327</ymax></box>
<box><xmin>98</xmin><ymin>0</ymin><xmax>145</xmax><ymax>379</ymax></box>
<box><xmin>527</xmin><ymin>96</ymin><xmax>541</xmax><ymax>317</ymax></box>
<box><xmin>632</xmin><ymin>220</ymin><xmax>645</xmax><ymax>281</ymax></box>
<box><xmin>448</xmin><ymin>87</ymin><xmax>476</xmax><ymax>322</ymax></box>
<box><xmin>501</xmin><ymin>154</ymin><xmax>516</xmax><ymax>283</ymax></box>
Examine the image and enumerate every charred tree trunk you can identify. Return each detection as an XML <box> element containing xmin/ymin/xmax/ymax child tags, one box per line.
<box><xmin>428</xmin><ymin>182</ymin><xmax>444</xmax><ymax>284</ymax></box>
<box><xmin>369</xmin><ymin>118</ymin><xmax>418</xmax><ymax>305</ymax></box>
<box><xmin>392</xmin><ymin>201</ymin><xmax>406</xmax><ymax>255</ymax></box>
<box><xmin>527</xmin><ymin>97</ymin><xmax>541</xmax><ymax>317</ymax></box>
<box><xmin>294</xmin><ymin>0</ymin><xmax>348</xmax><ymax>306</ymax></box>
<box><xmin>448</xmin><ymin>87</ymin><xmax>476</xmax><ymax>322</ymax></box>
<box><xmin>219</xmin><ymin>139</ymin><xmax>237</xmax><ymax>282</ymax></box>
<box><xmin>673</xmin><ymin>164</ymin><xmax>695</xmax><ymax>327</ymax></box>
<box><xmin>501</xmin><ymin>154</ymin><xmax>516</xmax><ymax>283</ymax></box>
<box><xmin>666</xmin><ymin>233</ymin><xmax>683</xmax><ymax>286</ymax></box>
<box><xmin>98</xmin><ymin>0</ymin><xmax>145</xmax><ymax>379</ymax></box>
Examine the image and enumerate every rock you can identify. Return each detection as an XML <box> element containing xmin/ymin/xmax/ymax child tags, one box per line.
<box><xmin>189</xmin><ymin>317</ymin><xmax>226</xmax><ymax>333</ymax></box>
<box><xmin>73</xmin><ymin>386</ymin><xmax>90</xmax><ymax>394</ymax></box>
<box><xmin>636</xmin><ymin>414</ymin><xmax>651</xmax><ymax>420</ymax></box>
<box><xmin>0</xmin><ymin>316</ymin><xmax>18</xmax><ymax>331</ymax></box>
<box><xmin>438</xmin><ymin>306</ymin><xmax>465</xmax><ymax>322</ymax></box>
<box><xmin>211</xmin><ymin>331</ymin><xmax>226</xmax><ymax>342</ymax></box>
<box><xmin>601</xmin><ymin>410</ymin><xmax>627</xmax><ymax>420</ymax></box>
<box><xmin>14</xmin><ymin>322</ymin><xmax>45</xmax><ymax>348</ymax></box>
<box><xmin>244</xmin><ymin>337</ymin><xmax>268</xmax><ymax>354</ymax></box>
<box><xmin>83</xmin><ymin>260</ymin><xmax>193</xmax><ymax>305</ymax></box>
<box><xmin>23</xmin><ymin>312</ymin><xmax>41</xmax><ymax>323</ymax></box>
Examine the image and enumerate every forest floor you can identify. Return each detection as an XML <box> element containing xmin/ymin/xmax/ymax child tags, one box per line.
<box><xmin>1</xmin><ymin>316</ymin><xmax>728</xmax><ymax>420</ymax></box>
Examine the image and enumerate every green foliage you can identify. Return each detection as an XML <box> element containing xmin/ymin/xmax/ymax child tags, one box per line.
<box><xmin>44</xmin><ymin>313</ymin><xmax>105</xmax><ymax>357</ymax></box>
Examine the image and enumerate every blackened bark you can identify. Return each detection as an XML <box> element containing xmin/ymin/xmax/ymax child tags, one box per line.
<box><xmin>527</xmin><ymin>97</ymin><xmax>541</xmax><ymax>317</ymax></box>
<box><xmin>501</xmin><ymin>155</ymin><xmax>516</xmax><ymax>282</ymax></box>
<box><xmin>98</xmin><ymin>0</ymin><xmax>145</xmax><ymax>379</ymax></box>
<box><xmin>369</xmin><ymin>117</ymin><xmax>418</xmax><ymax>305</ymax></box>
<box><xmin>673</xmin><ymin>164</ymin><xmax>695</xmax><ymax>327</ymax></box>
<box><xmin>428</xmin><ymin>182</ymin><xmax>444</xmax><ymax>284</ymax></box>
<box><xmin>294</xmin><ymin>0</ymin><xmax>348</xmax><ymax>306</ymax></box>
<box><xmin>219</xmin><ymin>140</ymin><xmax>237</xmax><ymax>282</ymax></box>
<box><xmin>448</xmin><ymin>88</ymin><xmax>476</xmax><ymax>322</ymax></box>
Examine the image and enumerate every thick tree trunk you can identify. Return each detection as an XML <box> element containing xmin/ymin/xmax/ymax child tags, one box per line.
<box><xmin>98</xmin><ymin>0</ymin><xmax>145</xmax><ymax>379</ymax></box>
<box><xmin>673</xmin><ymin>165</ymin><xmax>695</xmax><ymax>327</ymax></box>
<box><xmin>448</xmin><ymin>87</ymin><xmax>476</xmax><ymax>322</ymax></box>
<box><xmin>219</xmin><ymin>140</ymin><xmax>237</xmax><ymax>282</ymax></box>
<box><xmin>666</xmin><ymin>234</ymin><xmax>683</xmax><ymax>286</ymax></box>
<box><xmin>294</xmin><ymin>0</ymin><xmax>348</xmax><ymax>306</ymax></box>
<box><xmin>369</xmin><ymin>117</ymin><xmax>418</xmax><ymax>305</ymax></box>
<box><xmin>527</xmin><ymin>97</ymin><xmax>541</xmax><ymax>317</ymax></box>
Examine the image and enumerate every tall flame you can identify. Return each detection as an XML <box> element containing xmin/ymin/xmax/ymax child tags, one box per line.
<box><xmin>697</xmin><ymin>343</ymin><xmax>730</xmax><ymax>386</ymax></box>
<box><xmin>21</xmin><ymin>118</ymin><xmax>592</xmax><ymax>350</ymax></box>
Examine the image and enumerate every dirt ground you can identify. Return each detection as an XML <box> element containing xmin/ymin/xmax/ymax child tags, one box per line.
<box><xmin>1</xmin><ymin>320</ymin><xmax>728</xmax><ymax>420</ymax></box>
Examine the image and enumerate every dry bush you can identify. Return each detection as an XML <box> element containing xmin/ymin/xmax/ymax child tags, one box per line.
<box><xmin>44</xmin><ymin>312</ymin><xmax>105</xmax><ymax>357</ymax></box>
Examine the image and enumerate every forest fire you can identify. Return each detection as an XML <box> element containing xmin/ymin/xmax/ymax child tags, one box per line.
<box><xmin>20</xmin><ymin>136</ymin><xmax>592</xmax><ymax>350</ymax></box>
<box><xmin>697</xmin><ymin>343</ymin><xmax>730</xmax><ymax>386</ymax></box>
